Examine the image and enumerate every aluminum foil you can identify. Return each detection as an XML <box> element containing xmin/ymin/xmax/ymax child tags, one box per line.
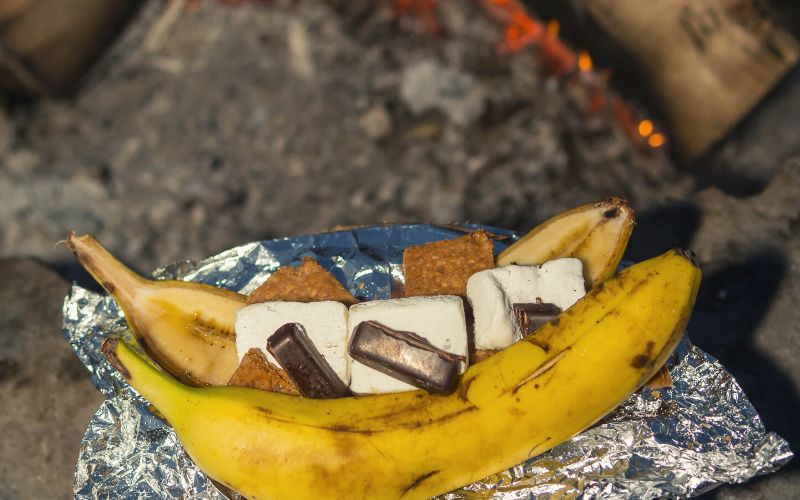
<box><xmin>63</xmin><ymin>224</ymin><xmax>793</xmax><ymax>499</ymax></box>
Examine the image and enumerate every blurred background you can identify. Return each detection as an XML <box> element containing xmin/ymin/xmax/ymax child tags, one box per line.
<box><xmin>0</xmin><ymin>0</ymin><xmax>797</xmax><ymax>497</ymax></box>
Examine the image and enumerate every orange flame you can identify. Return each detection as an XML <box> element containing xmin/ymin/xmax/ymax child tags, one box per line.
<box><xmin>484</xmin><ymin>0</ymin><xmax>544</xmax><ymax>52</ymax></box>
<box><xmin>391</xmin><ymin>0</ymin><xmax>667</xmax><ymax>152</ymax></box>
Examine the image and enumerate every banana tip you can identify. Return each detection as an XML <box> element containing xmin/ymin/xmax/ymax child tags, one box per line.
<box><xmin>101</xmin><ymin>338</ymin><xmax>131</xmax><ymax>379</ymax></box>
<box><xmin>676</xmin><ymin>248</ymin><xmax>701</xmax><ymax>268</ymax></box>
<box><xmin>63</xmin><ymin>231</ymin><xmax>79</xmax><ymax>251</ymax></box>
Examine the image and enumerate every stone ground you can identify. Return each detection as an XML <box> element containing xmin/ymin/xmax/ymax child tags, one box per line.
<box><xmin>0</xmin><ymin>1</ymin><xmax>797</xmax><ymax>498</ymax></box>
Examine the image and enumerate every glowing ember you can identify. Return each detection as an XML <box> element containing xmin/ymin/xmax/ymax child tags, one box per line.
<box><xmin>578</xmin><ymin>51</ymin><xmax>592</xmax><ymax>72</ymax></box>
<box><xmin>479</xmin><ymin>0</ymin><xmax>665</xmax><ymax>151</ymax></box>
<box><xmin>482</xmin><ymin>2</ymin><xmax>578</xmax><ymax>76</ymax></box>
<box><xmin>547</xmin><ymin>19</ymin><xmax>559</xmax><ymax>36</ymax></box>
<box><xmin>482</xmin><ymin>0</ymin><xmax>544</xmax><ymax>53</ymax></box>
<box><xmin>638</xmin><ymin>119</ymin><xmax>654</xmax><ymax>137</ymax></box>
<box><xmin>648</xmin><ymin>133</ymin><xmax>666</xmax><ymax>148</ymax></box>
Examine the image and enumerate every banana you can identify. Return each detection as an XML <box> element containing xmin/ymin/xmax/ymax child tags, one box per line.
<box><xmin>496</xmin><ymin>197</ymin><xmax>635</xmax><ymax>287</ymax></box>
<box><xmin>66</xmin><ymin>232</ymin><xmax>246</xmax><ymax>386</ymax></box>
<box><xmin>102</xmin><ymin>248</ymin><xmax>700</xmax><ymax>499</ymax></box>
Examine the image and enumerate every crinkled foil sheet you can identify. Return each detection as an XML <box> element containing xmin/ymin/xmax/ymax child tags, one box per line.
<box><xmin>63</xmin><ymin>224</ymin><xmax>793</xmax><ymax>499</ymax></box>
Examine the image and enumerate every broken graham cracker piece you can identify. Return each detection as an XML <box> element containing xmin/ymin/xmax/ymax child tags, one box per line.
<box><xmin>247</xmin><ymin>257</ymin><xmax>357</xmax><ymax>306</ymax></box>
<box><xmin>645</xmin><ymin>365</ymin><xmax>674</xmax><ymax>389</ymax></box>
<box><xmin>403</xmin><ymin>230</ymin><xmax>494</xmax><ymax>298</ymax></box>
<box><xmin>228</xmin><ymin>348</ymin><xmax>300</xmax><ymax>395</ymax></box>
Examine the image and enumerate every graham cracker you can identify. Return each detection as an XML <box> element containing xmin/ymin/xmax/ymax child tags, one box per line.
<box><xmin>403</xmin><ymin>230</ymin><xmax>494</xmax><ymax>298</ymax></box>
<box><xmin>247</xmin><ymin>256</ymin><xmax>357</xmax><ymax>306</ymax></box>
<box><xmin>645</xmin><ymin>365</ymin><xmax>674</xmax><ymax>389</ymax></box>
<box><xmin>228</xmin><ymin>348</ymin><xmax>300</xmax><ymax>395</ymax></box>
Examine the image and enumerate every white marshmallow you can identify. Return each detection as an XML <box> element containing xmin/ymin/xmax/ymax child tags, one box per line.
<box><xmin>347</xmin><ymin>296</ymin><xmax>468</xmax><ymax>394</ymax></box>
<box><xmin>235</xmin><ymin>301</ymin><xmax>350</xmax><ymax>384</ymax></box>
<box><xmin>467</xmin><ymin>258</ymin><xmax>585</xmax><ymax>350</ymax></box>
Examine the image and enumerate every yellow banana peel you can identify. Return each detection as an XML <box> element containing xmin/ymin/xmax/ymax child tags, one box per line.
<box><xmin>496</xmin><ymin>197</ymin><xmax>635</xmax><ymax>287</ymax></box>
<box><xmin>102</xmin><ymin>248</ymin><xmax>701</xmax><ymax>499</ymax></box>
<box><xmin>67</xmin><ymin>232</ymin><xmax>245</xmax><ymax>386</ymax></box>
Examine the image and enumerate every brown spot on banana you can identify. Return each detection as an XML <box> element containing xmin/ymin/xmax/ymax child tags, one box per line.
<box><xmin>327</xmin><ymin>425</ymin><xmax>377</xmax><ymax>435</ymax></box>
<box><xmin>255</xmin><ymin>406</ymin><xmax>273</xmax><ymax>415</ymax></box>
<box><xmin>189</xmin><ymin>313</ymin><xmax>235</xmax><ymax>341</ymax></box>
<box><xmin>527</xmin><ymin>337</ymin><xmax>550</xmax><ymax>353</ymax></box>
<box><xmin>507</xmin><ymin>407</ymin><xmax>527</xmax><ymax>417</ymax></box>
<box><xmin>401</xmin><ymin>470</ymin><xmax>440</xmax><ymax>497</ymax></box>
<box><xmin>630</xmin><ymin>341</ymin><xmax>656</xmax><ymax>369</ymax></box>
<box><xmin>630</xmin><ymin>354</ymin><xmax>651</xmax><ymax>369</ymax></box>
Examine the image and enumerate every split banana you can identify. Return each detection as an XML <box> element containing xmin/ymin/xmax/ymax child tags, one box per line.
<box><xmin>102</xmin><ymin>248</ymin><xmax>700</xmax><ymax>499</ymax></box>
<box><xmin>496</xmin><ymin>197</ymin><xmax>635</xmax><ymax>287</ymax></box>
<box><xmin>67</xmin><ymin>233</ymin><xmax>246</xmax><ymax>386</ymax></box>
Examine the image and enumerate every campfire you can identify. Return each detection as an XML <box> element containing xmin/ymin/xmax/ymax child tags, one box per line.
<box><xmin>392</xmin><ymin>0</ymin><xmax>668</xmax><ymax>154</ymax></box>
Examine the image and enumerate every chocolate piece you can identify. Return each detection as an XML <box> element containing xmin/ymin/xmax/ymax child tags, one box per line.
<box><xmin>348</xmin><ymin>320</ymin><xmax>465</xmax><ymax>395</ymax></box>
<box><xmin>513</xmin><ymin>303</ymin><xmax>562</xmax><ymax>335</ymax></box>
<box><xmin>267</xmin><ymin>323</ymin><xmax>351</xmax><ymax>399</ymax></box>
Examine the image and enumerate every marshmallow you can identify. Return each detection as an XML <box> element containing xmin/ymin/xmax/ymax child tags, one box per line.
<box><xmin>467</xmin><ymin>258</ymin><xmax>585</xmax><ymax>349</ymax></box>
<box><xmin>235</xmin><ymin>301</ymin><xmax>350</xmax><ymax>384</ymax></box>
<box><xmin>347</xmin><ymin>296</ymin><xmax>468</xmax><ymax>394</ymax></box>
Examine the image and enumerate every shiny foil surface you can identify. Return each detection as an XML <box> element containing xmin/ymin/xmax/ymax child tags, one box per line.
<box><xmin>63</xmin><ymin>224</ymin><xmax>792</xmax><ymax>499</ymax></box>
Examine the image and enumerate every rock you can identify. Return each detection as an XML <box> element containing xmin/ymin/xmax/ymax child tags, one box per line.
<box><xmin>0</xmin><ymin>258</ymin><xmax>103</xmax><ymax>499</ymax></box>
<box><xmin>400</xmin><ymin>59</ymin><xmax>486</xmax><ymax>127</ymax></box>
<box><xmin>358</xmin><ymin>104</ymin><xmax>392</xmax><ymax>140</ymax></box>
<box><xmin>692</xmin><ymin>158</ymin><xmax>800</xmax><ymax>265</ymax></box>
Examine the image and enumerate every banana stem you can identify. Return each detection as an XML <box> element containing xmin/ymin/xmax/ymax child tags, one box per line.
<box><xmin>66</xmin><ymin>232</ymin><xmax>146</xmax><ymax>303</ymax></box>
<box><xmin>102</xmin><ymin>338</ymin><xmax>186</xmax><ymax>418</ymax></box>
